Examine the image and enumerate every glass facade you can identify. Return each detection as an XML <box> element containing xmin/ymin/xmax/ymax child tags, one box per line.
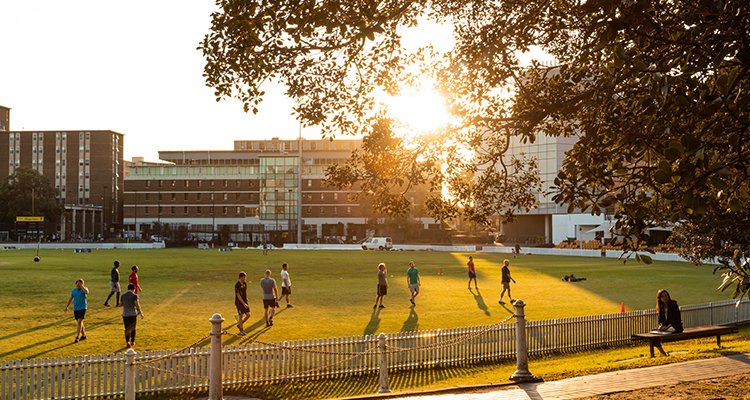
<box><xmin>259</xmin><ymin>156</ymin><xmax>298</xmax><ymax>220</ymax></box>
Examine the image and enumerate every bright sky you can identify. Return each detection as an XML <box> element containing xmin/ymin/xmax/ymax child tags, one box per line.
<box><xmin>0</xmin><ymin>2</ymin><xmax>547</xmax><ymax>163</ymax></box>
<box><xmin>0</xmin><ymin>1</ymin><xmax>303</xmax><ymax>162</ymax></box>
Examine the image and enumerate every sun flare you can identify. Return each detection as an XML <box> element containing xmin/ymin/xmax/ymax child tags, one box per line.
<box><xmin>384</xmin><ymin>89</ymin><xmax>451</xmax><ymax>134</ymax></box>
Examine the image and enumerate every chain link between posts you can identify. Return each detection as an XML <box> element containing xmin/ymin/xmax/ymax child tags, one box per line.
<box><xmin>127</xmin><ymin>313</ymin><xmax>518</xmax><ymax>380</ymax></box>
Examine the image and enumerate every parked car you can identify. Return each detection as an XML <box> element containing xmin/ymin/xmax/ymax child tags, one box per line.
<box><xmin>361</xmin><ymin>237</ymin><xmax>393</xmax><ymax>251</ymax></box>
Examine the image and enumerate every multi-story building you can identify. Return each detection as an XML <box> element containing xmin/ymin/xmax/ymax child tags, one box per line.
<box><xmin>1</xmin><ymin>129</ymin><xmax>124</xmax><ymax>240</ymax></box>
<box><xmin>0</xmin><ymin>105</ymin><xmax>9</xmax><ymax>131</ymax></box>
<box><xmin>124</xmin><ymin>137</ymin><xmax>381</xmax><ymax>245</ymax></box>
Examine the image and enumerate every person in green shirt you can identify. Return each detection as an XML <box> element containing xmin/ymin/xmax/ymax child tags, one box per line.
<box><xmin>406</xmin><ymin>261</ymin><xmax>420</xmax><ymax>305</ymax></box>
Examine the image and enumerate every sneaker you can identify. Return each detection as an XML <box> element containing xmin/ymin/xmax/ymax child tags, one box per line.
<box><xmin>126</xmin><ymin>342</ymin><xmax>131</xmax><ymax>348</ymax></box>
<box><xmin>115</xmin><ymin>304</ymin><xmax>122</xmax><ymax>307</ymax></box>
<box><xmin>238</xmin><ymin>330</ymin><xmax>246</xmax><ymax>336</ymax></box>
<box><xmin>287</xmin><ymin>304</ymin><xmax>293</xmax><ymax>308</ymax></box>
<box><xmin>410</xmin><ymin>299</ymin><xmax>415</xmax><ymax>305</ymax></box>
<box><xmin>373</xmin><ymin>304</ymin><xmax>377</xmax><ymax>309</ymax></box>
<box><xmin>74</xmin><ymin>337</ymin><xmax>80</xmax><ymax>343</ymax></box>
<box><xmin>475</xmin><ymin>286</ymin><xmax>478</xmax><ymax>290</ymax></box>
<box><xmin>468</xmin><ymin>286</ymin><xmax>472</xmax><ymax>290</ymax></box>
<box><xmin>103</xmin><ymin>303</ymin><xmax>110</xmax><ymax>307</ymax></box>
<box><xmin>80</xmin><ymin>335</ymin><xmax>87</xmax><ymax>341</ymax></box>
<box><xmin>269</xmin><ymin>317</ymin><xmax>273</xmax><ymax>326</ymax></box>
<box><xmin>499</xmin><ymin>300</ymin><xmax>505</xmax><ymax>305</ymax></box>
<box><xmin>266</xmin><ymin>321</ymin><xmax>270</xmax><ymax>327</ymax></box>
<box><xmin>510</xmin><ymin>299</ymin><xmax>516</xmax><ymax>304</ymax></box>
<box><xmin>379</xmin><ymin>305</ymin><xmax>385</xmax><ymax>308</ymax></box>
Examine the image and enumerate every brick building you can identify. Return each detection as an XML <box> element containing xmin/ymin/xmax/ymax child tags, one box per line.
<box><xmin>124</xmin><ymin>137</ymin><xmax>389</xmax><ymax>245</ymax></box>
<box><xmin>1</xmin><ymin>129</ymin><xmax>124</xmax><ymax>240</ymax></box>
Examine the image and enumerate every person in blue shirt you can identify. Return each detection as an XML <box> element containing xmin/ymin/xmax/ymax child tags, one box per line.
<box><xmin>64</xmin><ymin>279</ymin><xmax>89</xmax><ymax>343</ymax></box>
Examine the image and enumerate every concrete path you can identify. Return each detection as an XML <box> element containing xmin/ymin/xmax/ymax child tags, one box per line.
<box><xmin>388</xmin><ymin>353</ymin><xmax>750</xmax><ymax>400</ymax></box>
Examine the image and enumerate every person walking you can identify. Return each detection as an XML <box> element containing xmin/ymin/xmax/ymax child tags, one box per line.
<box><xmin>374</xmin><ymin>263</ymin><xmax>388</xmax><ymax>308</ymax></box>
<box><xmin>467</xmin><ymin>256</ymin><xmax>478</xmax><ymax>290</ymax></box>
<box><xmin>279</xmin><ymin>263</ymin><xmax>293</xmax><ymax>308</ymax></box>
<box><xmin>104</xmin><ymin>260</ymin><xmax>121</xmax><ymax>307</ymax></box>
<box><xmin>129</xmin><ymin>265</ymin><xmax>142</xmax><ymax>294</ymax></box>
<box><xmin>260</xmin><ymin>269</ymin><xmax>278</xmax><ymax>327</ymax></box>
<box><xmin>235</xmin><ymin>271</ymin><xmax>250</xmax><ymax>335</ymax></box>
<box><xmin>64</xmin><ymin>279</ymin><xmax>89</xmax><ymax>343</ymax></box>
<box><xmin>121</xmin><ymin>284</ymin><xmax>144</xmax><ymax>348</ymax></box>
<box><xmin>499</xmin><ymin>259</ymin><xmax>517</xmax><ymax>305</ymax></box>
<box><xmin>406</xmin><ymin>261</ymin><xmax>420</xmax><ymax>306</ymax></box>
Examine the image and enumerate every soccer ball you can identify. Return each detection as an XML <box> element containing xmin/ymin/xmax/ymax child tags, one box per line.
<box><xmin>34</xmin><ymin>256</ymin><xmax>40</xmax><ymax>262</ymax></box>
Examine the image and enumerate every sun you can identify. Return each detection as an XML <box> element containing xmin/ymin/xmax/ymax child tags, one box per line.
<box><xmin>383</xmin><ymin>89</ymin><xmax>451</xmax><ymax>133</ymax></box>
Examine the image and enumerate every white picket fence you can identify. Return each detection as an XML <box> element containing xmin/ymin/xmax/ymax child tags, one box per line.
<box><xmin>2</xmin><ymin>299</ymin><xmax>748</xmax><ymax>399</ymax></box>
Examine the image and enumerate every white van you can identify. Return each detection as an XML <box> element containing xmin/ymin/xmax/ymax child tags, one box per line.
<box><xmin>361</xmin><ymin>237</ymin><xmax>393</xmax><ymax>251</ymax></box>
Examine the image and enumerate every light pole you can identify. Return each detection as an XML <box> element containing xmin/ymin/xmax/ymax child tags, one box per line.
<box><xmin>101</xmin><ymin>186</ymin><xmax>107</xmax><ymax>240</ymax></box>
<box><xmin>211</xmin><ymin>189</ymin><xmax>215</xmax><ymax>243</ymax></box>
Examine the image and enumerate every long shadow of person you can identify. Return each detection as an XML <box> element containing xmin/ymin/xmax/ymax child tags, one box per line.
<box><xmin>469</xmin><ymin>288</ymin><xmax>491</xmax><ymax>316</ymax></box>
<box><xmin>364</xmin><ymin>308</ymin><xmax>381</xmax><ymax>335</ymax></box>
<box><xmin>400</xmin><ymin>306</ymin><xmax>419</xmax><ymax>332</ymax></box>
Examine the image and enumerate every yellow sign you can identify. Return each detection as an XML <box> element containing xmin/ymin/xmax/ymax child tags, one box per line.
<box><xmin>16</xmin><ymin>216</ymin><xmax>44</xmax><ymax>222</ymax></box>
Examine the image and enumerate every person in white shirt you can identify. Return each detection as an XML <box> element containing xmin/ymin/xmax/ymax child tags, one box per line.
<box><xmin>280</xmin><ymin>263</ymin><xmax>293</xmax><ymax>308</ymax></box>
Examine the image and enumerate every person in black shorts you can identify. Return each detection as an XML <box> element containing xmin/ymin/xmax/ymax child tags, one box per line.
<box><xmin>498</xmin><ymin>259</ymin><xmax>516</xmax><ymax>305</ymax></box>
<box><xmin>64</xmin><ymin>279</ymin><xmax>89</xmax><ymax>343</ymax></box>
<box><xmin>104</xmin><ymin>260</ymin><xmax>121</xmax><ymax>307</ymax></box>
<box><xmin>374</xmin><ymin>263</ymin><xmax>388</xmax><ymax>309</ymax></box>
<box><xmin>235</xmin><ymin>271</ymin><xmax>250</xmax><ymax>335</ymax></box>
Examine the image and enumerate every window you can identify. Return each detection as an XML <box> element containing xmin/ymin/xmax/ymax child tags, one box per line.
<box><xmin>347</xmin><ymin>206</ymin><xmax>351</xmax><ymax>214</ymax></box>
<box><xmin>320</xmin><ymin>206</ymin><xmax>325</xmax><ymax>214</ymax></box>
<box><xmin>235</xmin><ymin>206</ymin><xmax>241</xmax><ymax>214</ymax></box>
<box><xmin>307</xmin><ymin>179</ymin><xmax>312</xmax><ymax>187</ymax></box>
<box><xmin>145</xmin><ymin>194</ymin><xmax>150</xmax><ymax>203</ymax></box>
<box><xmin>320</xmin><ymin>193</ymin><xmax>325</xmax><ymax>201</ymax></box>
<box><xmin>158</xmin><ymin>193</ymin><xmax>163</xmax><ymax>203</ymax></box>
<box><xmin>171</xmin><ymin>180</ymin><xmax>176</xmax><ymax>187</ymax></box>
<box><xmin>210</xmin><ymin>180</ymin><xmax>215</xmax><ymax>188</ymax></box>
<box><xmin>197</xmin><ymin>180</ymin><xmax>202</xmax><ymax>188</ymax></box>
<box><xmin>307</xmin><ymin>206</ymin><xmax>312</xmax><ymax>214</ymax></box>
<box><xmin>159</xmin><ymin>180</ymin><xmax>163</xmax><ymax>188</ymax></box>
<box><xmin>197</xmin><ymin>206</ymin><xmax>202</xmax><ymax>215</ymax></box>
<box><xmin>235</xmin><ymin>180</ymin><xmax>241</xmax><ymax>189</ymax></box>
<box><xmin>333</xmin><ymin>206</ymin><xmax>338</xmax><ymax>214</ymax></box>
<box><xmin>158</xmin><ymin>206</ymin><xmax>163</xmax><ymax>216</ymax></box>
<box><xmin>223</xmin><ymin>180</ymin><xmax>227</xmax><ymax>187</ymax></box>
<box><xmin>307</xmin><ymin>194</ymin><xmax>312</xmax><ymax>202</ymax></box>
<box><xmin>223</xmin><ymin>193</ymin><xmax>228</xmax><ymax>201</ymax></box>
<box><xmin>145</xmin><ymin>207</ymin><xmax>150</xmax><ymax>215</ymax></box>
<box><xmin>184</xmin><ymin>193</ymin><xmax>189</xmax><ymax>202</ymax></box>
<box><xmin>235</xmin><ymin>193</ymin><xmax>241</xmax><ymax>202</ymax></box>
<box><xmin>334</xmin><ymin>193</ymin><xmax>338</xmax><ymax>201</ymax></box>
<box><xmin>210</xmin><ymin>206</ymin><xmax>214</xmax><ymax>215</ymax></box>
<box><xmin>171</xmin><ymin>206</ymin><xmax>176</xmax><ymax>215</ymax></box>
<box><xmin>171</xmin><ymin>193</ymin><xmax>176</xmax><ymax>202</ymax></box>
<box><xmin>185</xmin><ymin>180</ymin><xmax>189</xmax><ymax>188</ymax></box>
<box><xmin>183</xmin><ymin>206</ymin><xmax>189</xmax><ymax>215</ymax></box>
<box><xmin>210</xmin><ymin>193</ymin><xmax>214</xmax><ymax>201</ymax></box>
<box><xmin>146</xmin><ymin>181</ymin><xmax>151</xmax><ymax>188</ymax></box>
<box><xmin>197</xmin><ymin>193</ymin><xmax>202</xmax><ymax>202</ymax></box>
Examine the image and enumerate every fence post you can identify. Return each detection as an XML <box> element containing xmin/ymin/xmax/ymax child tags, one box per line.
<box><xmin>209</xmin><ymin>313</ymin><xmax>225</xmax><ymax>400</ymax></box>
<box><xmin>377</xmin><ymin>333</ymin><xmax>391</xmax><ymax>393</ymax></box>
<box><xmin>124</xmin><ymin>348</ymin><xmax>137</xmax><ymax>400</ymax></box>
<box><xmin>510</xmin><ymin>300</ymin><xmax>538</xmax><ymax>382</ymax></box>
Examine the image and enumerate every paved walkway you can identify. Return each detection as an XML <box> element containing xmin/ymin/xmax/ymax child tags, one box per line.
<box><xmin>387</xmin><ymin>353</ymin><xmax>750</xmax><ymax>400</ymax></box>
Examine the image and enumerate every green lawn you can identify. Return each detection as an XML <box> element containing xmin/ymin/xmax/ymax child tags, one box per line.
<box><xmin>0</xmin><ymin>248</ymin><xmax>731</xmax><ymax>363</ymax></box>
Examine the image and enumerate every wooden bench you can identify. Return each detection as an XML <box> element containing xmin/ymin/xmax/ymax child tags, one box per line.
<box><xmin>631</xmin><ymin>325</ymin><xmax>739</xmax><ymax>357</ymax></box>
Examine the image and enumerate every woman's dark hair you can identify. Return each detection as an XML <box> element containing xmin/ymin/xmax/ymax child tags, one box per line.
<box><xmin>656</xmin><ymin>289</ymin><xmax>673</xmax><ymax>313</ymax></box>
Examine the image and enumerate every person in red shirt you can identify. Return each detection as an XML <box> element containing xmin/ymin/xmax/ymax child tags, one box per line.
<box><xmin>467</xmin><ymin>256</ymin><xmax>477</xmax><ymax>290</ymax></box>
<box><xmin>129</xmin><ymin>265</ymin><xmax>142</xmax><ymax>294</ymax></box>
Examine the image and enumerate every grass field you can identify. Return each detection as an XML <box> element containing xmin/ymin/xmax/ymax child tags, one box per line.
<box><xmin>0</xmin><ymin>247</ymin><xmax>732</xmax><ymax>363</ymax></box>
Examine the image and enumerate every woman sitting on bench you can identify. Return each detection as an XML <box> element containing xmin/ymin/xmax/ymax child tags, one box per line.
<box><xmin>655</xmin><ymin>289</ymin><xmax>683</xmax><ymax>355</ymax></box>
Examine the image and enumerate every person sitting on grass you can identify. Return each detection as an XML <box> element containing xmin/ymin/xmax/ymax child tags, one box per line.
<box><xmin>654</xmin><ymin>289</ymin><xmax>683</xmax><ymax>356</ymax></box>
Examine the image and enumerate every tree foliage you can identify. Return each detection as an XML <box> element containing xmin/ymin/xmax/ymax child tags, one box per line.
<box><xmin>201</xmin><ymin>0</ymin><xmax>750</xmax><ymax>297</ymax></box>
<box><xmin>0</xmin><ymin>167</ymin><xmax>61</xmax><ymax>227</ymax></box>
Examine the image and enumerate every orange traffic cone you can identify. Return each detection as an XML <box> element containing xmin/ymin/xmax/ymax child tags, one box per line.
<box><xmin>438</xmin><ymin>268</ymin><xmax>443</xmax><ymax>275</ymax></box>
<box><xmin>621</xmin><ymin>302</ymin><xmax>625</xmax><ymax>313</ymax></box>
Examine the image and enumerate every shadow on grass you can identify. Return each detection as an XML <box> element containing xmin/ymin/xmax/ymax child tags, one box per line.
<box><xmin>364</xmin><ymin>308</ymin><xmax>381</xmax><ymax>335</ymax></box>
<box><xmin>469</xmin><ymin>288</ymin><xmax>491</xmax><ymax>316</ymax></box>
<box><xmin>400</xmin><ymin>306</ymin><xmax>419</xmax><ymax>332</ymax></box>
<box><xmin>138</xmin><ymin>359</ymin><xmax>518</xmax><ymax>400</ymax></box>
<box><xmin>1</xmin><ymin>314</ymin><xmax>123</xmax><ymax>360</ymax></box>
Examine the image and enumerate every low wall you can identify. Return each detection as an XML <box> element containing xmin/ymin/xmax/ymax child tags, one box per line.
<box><xmin>2</xmin><ymin>242</ymin><xmax>166</xmax><ymax>250</ymax></box>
